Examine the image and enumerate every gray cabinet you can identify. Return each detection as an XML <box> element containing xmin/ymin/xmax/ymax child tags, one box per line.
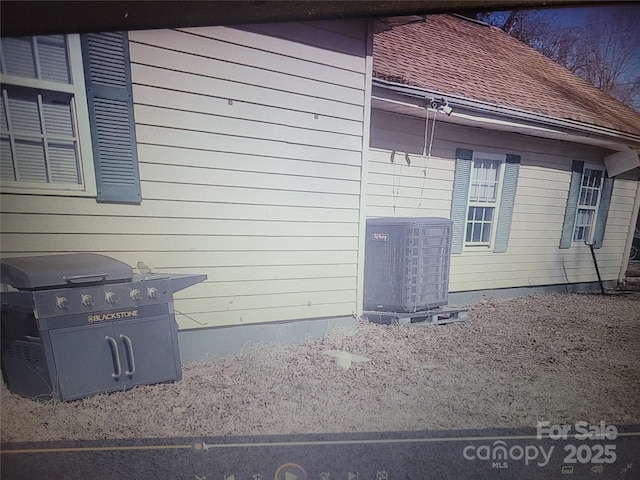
<box><xmin>49</xmin><ymin>315</ymin><xmax>180</xmax><ymax>400</ymax></box>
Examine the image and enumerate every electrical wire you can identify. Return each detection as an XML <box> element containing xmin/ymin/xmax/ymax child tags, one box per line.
<box><xmin>174</xmin><ymin>308</ymin><xmax>207</xmax><ymax>326</ymax></box>
<box><xmin>418</xmin><ymin>105</ymin><xmax>437</xmax><ymax>214</ymax></box>
<box><xmin>428</xmin><ymin>109</ymin><xmax>439</xmax><ymax>158</ymax></box>
<box><xmin>393</xmin><ymin>153</ymin><xmax>398</xmax><ymax>215</ymax></box>
<box><xmin>422</xmin><ymin>105</ymin><xmax>430</xmax><ymax>157</ymax></box>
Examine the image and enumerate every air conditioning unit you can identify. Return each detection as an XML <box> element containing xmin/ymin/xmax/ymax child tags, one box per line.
<box><xmin>364</xmin><ymin>217</ymin><xmax>452</xmax><ymax>313</ymax></box>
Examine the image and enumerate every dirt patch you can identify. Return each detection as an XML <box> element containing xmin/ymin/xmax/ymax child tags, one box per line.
<box><xmin>2</xmin><ymin>292</ymin><xmax>639</xmax><ymax>443</ymax></box>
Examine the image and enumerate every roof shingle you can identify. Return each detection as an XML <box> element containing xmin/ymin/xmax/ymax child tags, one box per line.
<box><xmin>373</xmin><ymin>15</ymin><xmax>640</xmax><ymax>136</ymax></box>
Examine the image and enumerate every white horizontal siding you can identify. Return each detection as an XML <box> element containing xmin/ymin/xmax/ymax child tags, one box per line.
<box><xmin>132</xmin><ymin>85</ymin><xmax>362</xmax><ymax>137</ymax></box>
<box><xmin>139</xmin><ymin>163</ymin><xmax>360</xmax><ymax>196</ymax></box>
<box><xmin>0</xmin><ymin>20</ymin><xmax>368</xmax><ymax>329</ymax></box>
<box><xmin>366</xmin><ymin>148</ymin><xmax>453</xmax><ymax>218</ymax></box>
<box><xmin>368</xmin><ymin>109</ymin><xmax>638</xmax><ymax>293</ymax></box>
<box><xmin>2</xmin><ymin>214</ymin><xmax>359</xmax><ymax>237</ymax></box>
<box><xmin>137</xmin><ymin>143</ymin><xmax>361</xmax><ymax>177</ymax></box>
<box><xmin>0</xmin><ymin>231</ymin><xmax>359</xmax><ymax>254</ymax></box>
<box><xmin>185</xmin><ymin>276</ymin><xmax>356</xmax><ymax>299</ymax></box>
<box><xmin>176</xmin><ymin>303</ymin><xmax>355</xmax><ymax>328</ymax></box>
<box><xmin>135</xmin><ymin>124</ymin><xmax>362</xmax><ymax>166</ymax></box>
<box><xmin>179</xmin><ymin>289</ymin><xmax>356</xmax><ymax>315</ymax></box>
<box><xmin>131</xmin><ymin>63</ymin><xmax>363</xmax><ymax>121</ymax></box>
<box><xmin>140</xmin><ymin>182</ymin><xmax>360</xmax><ymax>209</ymax></box>
<box><xmin>130</xmin><ymin>41</ymin><xmax>362</xmax><ymax>105</ymax></box>
<box><xmin>134</xmin><ymin>104</ymin><xmax>362</xmax><ymax>152</ymax></box>
<box><xmin>179</xmin><ymin>21</ymin><xmax>366</xmax><ymax>73</ymax></box>
<box><xmin>128</xmin><ymin>23</ymin><xmax>366</xmax><ymax>327</ymax></box>
<box><xmin>174</xmin><ymin>275</ymin><xmax>357</xmax><ymax>328</ymax></box>
<box><xmin>0</xmin><ymin>192</ymin><xmax>359</xmax><ymax>219</ymax></box>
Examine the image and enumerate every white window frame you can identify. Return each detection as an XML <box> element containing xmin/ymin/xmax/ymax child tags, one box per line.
<box><xmin>464</xmin><ymin>152</ymin><xmax>506</xmax><ymax>248</ymax></box>
<box><xmin>0</xmin><ymin>34</ymin><xmax>96</xmax><ymax>196</ymax></box>
<box><xmin>572</xmin><ymin>163</ymin><xmax>605</xmax><ymax>245</ymax></box>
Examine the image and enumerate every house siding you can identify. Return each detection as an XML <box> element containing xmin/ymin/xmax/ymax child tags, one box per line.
<box><xmin>368</xmin><ymin>110</ymin><xmax>637</xmax><ymax>292</ymax></box>
<box><xmin>0</xmin><ymin>20</ymin><xmax>368</xmax><ymax>329</ymax></box>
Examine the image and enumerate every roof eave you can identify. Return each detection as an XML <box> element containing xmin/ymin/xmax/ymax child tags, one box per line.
<box><xmin>372</xmin><ymin>79</ymin><xmax>640</xmax><ymax>150</ymax></box>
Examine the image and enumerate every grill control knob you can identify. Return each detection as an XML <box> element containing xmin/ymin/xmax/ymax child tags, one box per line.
<box><xmin>147</xmin><ymin>287</ymin><xmax>159</xmax><ymax>299</ymax></box>
<box><xmin>81</xmin><ymin>294</ymin><xmax>95</xmax><ymax>307</ymax></box>
<box><xmin>56</xmin><ymin>296</ymin><xmax>70</xmax><ymax>310</ymax></box>
<box><xmin>105</xmin><ymin>291</ymin><xmax>118</xmax><ymax>304</ymax></box>
<box><xmin>130</xmin><ymin>289</ymin><xmax>142</xmax><ymax>301</ymax></box>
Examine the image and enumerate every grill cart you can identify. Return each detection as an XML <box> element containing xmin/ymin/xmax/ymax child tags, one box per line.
<box><xmin>1</xmin><ymin>253</ymin><xmax>206</xmax><ymax>401</ymax></box>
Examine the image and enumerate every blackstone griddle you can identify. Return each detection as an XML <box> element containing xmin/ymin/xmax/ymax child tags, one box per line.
<box><xmin>0</xmin><ymin>253</ymin><xmax>206</xmax><ymax>401</ymax></box>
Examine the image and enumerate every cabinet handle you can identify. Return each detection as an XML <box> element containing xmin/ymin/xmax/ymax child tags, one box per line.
<box><xmin>105</xmin><ymin>336</ymin><xmax>121</xmax><ymax>379</ymax></box>
<box><xmin>119</xmin><ymin>334</ymin><xmax>136</xmax><ymax>376</ymax></box>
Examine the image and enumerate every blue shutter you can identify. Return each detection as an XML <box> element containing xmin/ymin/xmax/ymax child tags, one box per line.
<box><xmin>592</xmin><ymin>174</ymin><xmax>614</xmax><ymax>249</ymax></box>
<box><xmin>493</xmin><ymin>154</ymin><xmax>520</xmax><ymax>253</ymax></box>
<box><xmin>81</xmin><ymin>32</ymin><xmax>141</xmax><ymax>204</ymax></box>
<box><xmin>559</xmin><ymin>160</ymin><xmax>584</xmax><ymax>249</ymax></box>
<box><xmin>450</xmin><ymin>148</ymin><xmax>473</xmax><ymax>254</ymax></box>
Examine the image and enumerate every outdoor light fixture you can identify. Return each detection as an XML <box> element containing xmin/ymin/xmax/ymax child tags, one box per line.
<box><xmin>430</xmin><ymin>97</ymin><xmax>453</xmax><ymax>115</ymax></box>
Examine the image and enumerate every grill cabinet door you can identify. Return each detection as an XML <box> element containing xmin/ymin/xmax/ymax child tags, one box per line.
<box><xmin>49</xmin><ymin>323</ymin><xmax>121</xmax><ymax>400</ymax></box>
<box><xmin>115</xmin><ymin>315</ymin><xmax>180</xmax><ymax>386</ymax></box>
<box><xmin>48</xmin><ymin>315</ymin><xmax>180</xmax><ymax>400</ymax></box>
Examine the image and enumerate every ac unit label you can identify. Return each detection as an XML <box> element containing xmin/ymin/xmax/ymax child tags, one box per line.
<box><xmin>372</xmin><ymin>233</ymin><xmax>389</xmax><ymax>241</ymax></box>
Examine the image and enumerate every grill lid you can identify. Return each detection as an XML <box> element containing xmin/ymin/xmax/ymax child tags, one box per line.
<box><xmin>1</xmin><ymin>253</ymin><xmax>133</xmax><ymax>290</ymax></box>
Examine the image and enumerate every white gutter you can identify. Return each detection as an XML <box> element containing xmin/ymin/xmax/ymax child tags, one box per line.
<box><xmin>373</xmin><ymin>79</ymin><xmax>640</xmax><ymax>149</ymax></box>
<box><xmin>372</xmin><ymin>94</ymin><xmax>579</xmax><ymax>136</ymax></box>
<box><xmin>372</xmin><ymin>95</ymin><xmax>630</xmax><ymax>151</ymax></box>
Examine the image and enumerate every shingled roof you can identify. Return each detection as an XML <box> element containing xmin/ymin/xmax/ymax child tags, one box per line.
<box><xmin>373</xmin><ymin>14</ymin><xmax>640</xmax><ymax>137</ymax></box>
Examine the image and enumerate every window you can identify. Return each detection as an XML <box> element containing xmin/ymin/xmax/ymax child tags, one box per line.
<box><xmin>1</xmin><ymin>35</ymin><xmax>95</xmax><ymax>194</ymax></box>
<box><xmin>572</xmin><ymin>165</ymin><xmax>604</xmax><ymax>243</ymax></box>
<box><xmin>451</xmin><ymin>148</ymin><xmax>520</xmax><ymax>254</ymax></box>
<box><xmin>1</xmin><ymin>32</ymin><xmax>141</xmax><ymax>204</ymax></box>
<box><xmin>464</xmin><ymin>153</ymin><xmax>505</xmax><ymax>246</ymax></box>
<box><xmin>559</xmin><ymin>160</ymin><xmax>613</xmax><ymax>250</ymax></box>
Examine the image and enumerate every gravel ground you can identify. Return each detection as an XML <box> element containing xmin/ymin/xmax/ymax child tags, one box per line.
<box><xmin>2</xmin><ymin>291</ymin><xmax>640</xmax><ymax>443</ymax></box>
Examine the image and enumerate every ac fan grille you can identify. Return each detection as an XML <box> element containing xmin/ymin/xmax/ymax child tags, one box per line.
<box><xmin>364</xmin><ymin>218</ymin><xmax>452</xmax><ymax>312</ymax></box>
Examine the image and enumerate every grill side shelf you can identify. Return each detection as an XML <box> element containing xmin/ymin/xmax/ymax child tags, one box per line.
<box><xmin>166</xmin><ymin>274</ymin><xmax>208</xmax><ymax>293</ymax></box>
